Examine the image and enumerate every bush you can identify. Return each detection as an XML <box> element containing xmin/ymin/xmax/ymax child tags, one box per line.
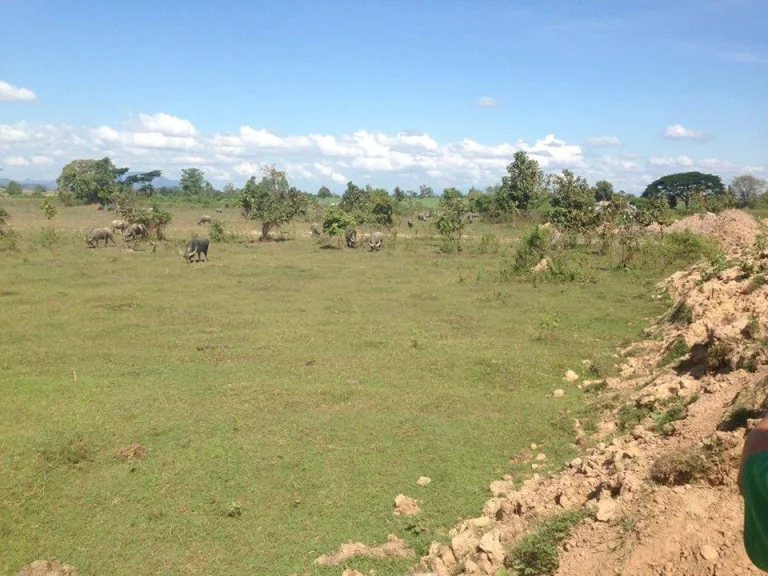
<box><xmin>322</xmin><ymin>208</ymin><xmax>355</xmax><ymax>246</ymax></box>
<box><xmin>0</xmin><ymin>228</ymin><xmax>20</xmax><ymax>252</ymax></box>
<box><xmin>209</xmin><ymin>220</ymin><xmax>226</xmax><ymax>242</ymax></box>
<box><xmin>505</xmin><ymin>508</ymin><xmax>592</xmax><ymax>576</ymax></box>
<box><xmin>512</xmin><ymin>225</ymin><xmax>550</xmax><ymax>273</ymax></box>
<box><xmin>707</xmin><ymin>340</ymin><xmax>733</xmax><ymax>373</ymax></box>
<box><xmin>134</xmin><ymin>205</ymin><xmax>173</xmax><ymax>240</ymax></box>
<box><xmin>476</xmin><ymin>232</ymin><xmax>500</xmax><ymax>254</ymax></box>
<box><xmin>35</xmin><ymin>226</ymin><xmax>59</xmax><ymax>251</ymax></box>
<box><xmin>657</xmin><ymin>339</ymin><xmax>689</xmax><ymax>367</ymax></box>
<box><xmin>58</xmin><ymin>190</ymin><xmax>75</xmax><ymax>206</ymax></box>
<box><xmin>668</xmin><ymin>300</ymin><xmax>693</xmax><ymax>325</ymax></box>
<box><xmin>650</xmin><ymin>437</ymin><xmax>730</xmax><ymax>486</ymax></box>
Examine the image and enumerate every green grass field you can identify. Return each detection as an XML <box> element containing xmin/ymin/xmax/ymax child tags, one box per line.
<box><xmin>1</xmin><ymin>200</ymin><xmax>670</xmax><ymax>575</ymax></box>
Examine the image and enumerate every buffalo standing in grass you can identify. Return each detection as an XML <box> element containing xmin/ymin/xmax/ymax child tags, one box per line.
<box><xmin>311</xmin><ymin>223</ymin><xmax>322</xmax><ymax>236</ymax></box>
<box><xmin>182</xmin><ymin>236</ymin><xmax>209</xmax><ymax>263</ymax></box>
<box><xmin>86</xmin><ymin>227</ymin><xmax>115</xmax><ymax>248</ymax></box>
<box><xmin>368</xmin><ymin>231</ymin><xmax>384</xmax><ymax>251</ymax></box>
<box><xmin>111</xmin><ymin>219</ymin><xmax>128</xmax><ymax>234</ymax></box>
<box><xmin>345</xmin><ymin>228</ymin><xmax>358</xmax><ymax>248</ymax></box>
<box><xmin>215</xmin><ymin>208</ymin><xmax>223</xmax><ymax>214</ymax></box>
<box><xmin>198</xmin><ymin>215</ymin><xmax>212</xmax><ymax>225</ymax></box>
<box><xmin>123</xmin><ymin>223</ymin><xmax>148</xmax><ymax>241</ymax></box>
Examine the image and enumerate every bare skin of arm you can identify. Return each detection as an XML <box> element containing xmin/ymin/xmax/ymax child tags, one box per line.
<box><xmin>739</xmin><ymin>415</ymin><xmax>768</xmax><ymax>495</ymax></box>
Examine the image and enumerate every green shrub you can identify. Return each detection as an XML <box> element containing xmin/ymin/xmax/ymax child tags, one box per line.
<box><xmin>657</xmin><ymin>339</ymin><xmax>689</xmax><ymax>367</ymax></box>
<box><xmin>651</xmin><ymin>402</ymin><xmax>688</xmax><ymax>436</ymax></box>
<box><xmin>35</xmin><ymin>226</ymin><xmax>59</xmax><ymax>251</ymax></box>
<box><xmin>746</xmin><ymin>275</ymin><xmax>768</xmax><ymax>294</ymax></box>
<box><xmin>617</xmin><ymin>403</ymin><xmax>652</xmax><ymax>431</ymax></box>
<box><xmin>0</xmin><ymin>228</ymin><xmax>20</xmax><ymax>252</ymax></box>
<box><xmin>505</xmin><ymin>508</ymin><xmax>593</xmax><ymax>576</ymax></box>
<box><xmin>512</xmin><ymin>226</ymin><xmax>550</xmax><ymax>273</ymax></box>
<box><xmin>650</xmin><ymin>437</ymin><xmax>729</xmax><ymax>486</ymax></box>
<box><xmin>210</xmin><ymin>220</ymin><xmax>226</xmax><ymax>242</ymax></box>
<box><xmin>668</xmin><ymin>300</ymin><xmax>693</xmax><ymax>325</ymax></box>
<box><xmin>707</xmin><ymin>340</ymin><xmax>733</xmax><ymax>373</ymax></box>
<box><xmin>477</xmin><ymin>232</ymin><xmax>500</xmax><ymax>254</ymax></box>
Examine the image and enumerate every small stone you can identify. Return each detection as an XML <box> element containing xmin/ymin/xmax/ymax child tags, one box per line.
<box><xmin>416</xmin><ymin>476</ymin><xmax>432</xmax><ymax>487</ymax></box>
<box><xmin>553</xmin><ymin>389</ymin><xmax>565</xmax><ymax>398</ymax></box>
<box><xmin>531</xmin><ymin>463</ymin><xmax>540</xmax><ymax>470</ymax></box>
<box><xmin>565</xmin><ymin>370</ymin><xmax>579</xmax><ymax>382</ymax></box>
<box><xmin>582</xmin><ymin>359</ymin><xmax>593</xmax><ymax>369</ymax></box>
<box><xmin>536</xmin><ymin>453</ymin><xmax>547</xmax><ymax>461</ymax></box>
<box><xmin>569</xmin><ymin>457</ymin><xmax>582</xmax><ymax>468</ymax></box>
<box><xmin>700</xmin><ymin>545</ymin><xmax>719</xmax><ymax>562</ymax></box>
<box><xmin>530</xmin><ymin>443</ymin><xmax>538</xmax><ymax>451</ymax></box>
<box><xmin>596</xmin><ymin>498</ymin><xmax>618</xmax><ymax>522</ymax></box>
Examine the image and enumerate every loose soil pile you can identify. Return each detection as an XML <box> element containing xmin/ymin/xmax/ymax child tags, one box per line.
<box><xmin>661</xmin><ymin>209</ymin><xmax>765</xmax><ymax>253</ymax></box>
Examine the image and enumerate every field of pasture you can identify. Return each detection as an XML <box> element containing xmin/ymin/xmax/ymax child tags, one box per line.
<box><xmin>1</xmin><ymin>199</ymin><xmax>674</xmax><ymax>575</ymax></box>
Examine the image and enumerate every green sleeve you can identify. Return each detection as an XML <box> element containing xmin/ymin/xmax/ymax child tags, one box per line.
<box><xmin>743</xmin><ymin>451</ymin><xmax>768</xmax><ymax>572</ymax></box>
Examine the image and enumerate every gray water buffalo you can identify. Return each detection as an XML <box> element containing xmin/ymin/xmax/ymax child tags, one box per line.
<box><xmin>86</xmin><ymin>227</ymin><xmax>115</xmax><ymax>247</ymax></box>
<box><xmin>407</xmin><ymin>220</ymin><xmax>414</xmax><ymax>228</ymax></box>
<box><xmin>417</xmin><ymin>212</ymin><xmax>431</xmax><ymax>222</ymax></box>
<box><xmin>215</xmin><ymin>208</ymin><xmax>223</xmax><ymax>214</ymax></box>
<box><xmin>123</xmin><ymin>223</ymin><xmax>147</xmax><ymax>241</ymax></box>
<box><xmin>198</xmin><ymin>215</ymin><xmax>212</xmax><ymax>225</ymax></box>
<box><xmin>183</xmin><ymin>236</ymin><xmax>209</xmax><ymax>263</ymax></box>
<box><xmin>111</xmin><ymin>219</ymin><xmax>128</xmax><ymax>233</ymax></box>
<box><xmin>368</xmin><ymin>231</ymin><xmax>384</xmax><ymax>251</ymax></box>
<box><xmin>345</xmin><ymin>228</ymin><xmax>358</xmax><ymax>248</ymax></box>
<box><xmin>311</xmin><ymin>223</ymin><xmax>322</xmax><ymax>236</ymax></box>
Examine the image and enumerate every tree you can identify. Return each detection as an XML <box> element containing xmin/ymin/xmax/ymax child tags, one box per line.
<box><xmin>238</xmin><ymin>165</ymin><xmax>309</xmax><ymax>240</ymax></box>
<box><xmin>548</xmin><ymin>169</ymin><xmax>597</xmax><ymax>232</ymax></box>
<box><xmin>322</xmin><ymin>207</ymin><xmax>355</xmax><ymax>246</ymax></box>
<box><xmin>222</xmin><ymin>182</ymin><xmax>238</xmax><ymax>197</ymax></box>
<box><xmin>56</xmin><ymin>157</ymin><xmax>129</xmax><ymax>205</ymax></box>
<box><xmin>393</xmin><ymin>186</ymin><xmax>406</xmax><ymax>202</ymax></box>
<box><xmin>32</xmin><ymin>184</ymin><xmax>47</xmax><ymax>196</ymax></box>
<box><xmin>123</xmin><ymin>170</ymin><xmax>162</xmax><ymax>197</ymax></box>
<box><xmin>317</xmin><ymin>185</ymin><xmax>333</xmax><ymax>199</ymax></box>
<box><xmin>369</xmin><ymin>189</ymin><xmax>394</xmax><ymax>228</ymax></box>
<box><xmin>496</xmin><ymin>151</ymin><xmax>545</xmax><ymax>214</ymax></box>
<box><xmin>6</xmin><ymin>180</ymin><xmax>22</xmax><ymax>196</ymax></box>
<box><xmin>339</xmin><ymin>181</ymin><xmax>371</xmax><ymax>223</ymax></box>
<box><xmin>593</xmin><ymin>180</ymin><xmax>615</xmax><ymax>202</ymax></box>
<box><xmin>180</xmin><ymin>168</ymin><xmax>208</xmax><ymax>197</ymax></box>
<box><xmin>39</xmin><ymin>199</ymin><xmax>57</xmax><ymax>221</ymax></box>
<box><xmin>731</xmin><ymin>175</ymin><xmax>767</xmax><ymax>209</ymax></box>
<box><xmin>419</xmin><ymin>184</ymin><xmax>435</xmax><ymax>198</ymax></box>
<box><xmin>435</xmin><ymin>188</ymin><xmax>468</xmax><ymax>251</ymax></box>
<box><xmin>642</xmin><ymin>172</ymin><xmax>725</xmax><ymax>210</ymax></box>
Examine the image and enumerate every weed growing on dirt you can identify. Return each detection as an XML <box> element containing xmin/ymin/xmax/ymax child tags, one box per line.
<box><xmin>668</xmin><ymin>300</ymin><xmax>693</xmax><ymax>325</ymax></box>
<box><xmin>649</xmin><ymin>436</ymin><xmax>730</xmax><ymax>486</ymax></box>
<box><xmin>657</xmin><ymin>339</ymin><xmax>690</xmax><ymax>367</ymax></box>
<box><xmin>505</xmin><ymin>508</ymin><xmax>593</xmax><ymax>576</ymax></box>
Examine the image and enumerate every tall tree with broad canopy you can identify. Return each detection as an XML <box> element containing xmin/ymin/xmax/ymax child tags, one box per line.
<box><xmin>642</xmin><ymin>172</ymin><xmax>725</xmax><ymax>210</ymax></box>
<box><xmin>730</xmin><ymin>175</ymin><xmax>767</xmax><ymax>208</ymax></box>
<box><xmin>419</xmin><ymin>184</ymin><xmax>435</xmax><ymax>198</ymax></box>
<box><xmin>317</xmin><ymin>185</ymin><xmax>333</xmax><ymax>198</ymax></box>
<box><xmin>238</xmin><ymin>166</ymin><xmax>309</xmax><ymax>240</ymax></box>
<box><xmin>593</xmin><ymin>180</ymin><xmax>615</xmax><ymax>202</ymax></box>
<box><xmin>5</xmin><ymin>181</ymin><xmax>22</xmax><ymax>196</ymax></box>
<box><xmin>180</xmin><ymin>168</ymin><xmax>208</xmax><ymax>197</ymax></box>
<box><xmin>548</xmin><ymin>169</ymin><xmax>597</xmax><ymax>232</ymax></box>
<box><xmin>56</xmin><ymin>158</ymin><xmax>130</xmax><ymax>205</ymax></box>
<box><xmin>495</xmin><ymin>150</ymin><xmax>545</xmax><ymax>214</ymax></box>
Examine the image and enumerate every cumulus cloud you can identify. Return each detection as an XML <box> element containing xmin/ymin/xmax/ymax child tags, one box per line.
<box><xmin>0</xmin><ymin>80</ymin><xmax>36</xmax><ymax>102</ymax></box>
<box><xmin>664</xmin><ymin>124</ymin><xmax>707</xmax><ymax>140</ymax></box>
<box><xmin>585</xmin><ymin>136</ymin><xmax>622</xmax><ymax>147</ymax></box>
<box><xmin>476</xmin><ymin>96</ymin><xmax>500</xmax><ymax>108</ymax></box>
<box><xmin>137</xmin><ymin>112</ymin><xmax>197</xmax><ymax>137</ymax></box>
<box><xmin>0</xmin><ymin>112</ymin><xmax>758</xmax><ymax>194</ymax></box>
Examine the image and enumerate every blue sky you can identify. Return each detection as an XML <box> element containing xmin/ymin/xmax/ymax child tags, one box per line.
<box><xmin>0</xmin><ymin>0</ymin><xmax>766</xmax><ymax>192</ymax></box>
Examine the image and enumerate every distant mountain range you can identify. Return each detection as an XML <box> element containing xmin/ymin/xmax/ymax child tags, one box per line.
<box><xmin>0</xmin><ymin>175</ymin><xmax>181</xmax><ymax>190</ymax></box>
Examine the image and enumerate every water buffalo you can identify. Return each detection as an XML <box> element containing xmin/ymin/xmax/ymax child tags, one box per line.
<box><xmin>215</xmin><ymin>208</ymin><xmax>223</xmax><ymax>214</ymax></box>
<box><xmin>368</xmin><ymin>231</ymin><xmax>384</xmax><ymax>251</ymax></box>
<box><xmin>198</xmin><ymin>215</ymin><xmax>212</xmax><ymax>225</ymax></box>
<box><xmin>86</xmin><ymin>227</ymin><xmax>115</xmax><ymax>247</ymax></box>
<box><xmin>311</xmin><ymin>223</ymin><xmax>322</xmax><ymax>236</ymax></box>
<box><xmin>111</xmin><ymin>219</ymin><xmax>128</xmax><ymax>233</ymax></box>
<box><xmin>123</xmin><ymin>223</ymin><xmax>147</xmax><ymax>241</ymax></box>
<box><xmin>183</xmin><ymin>236</ymin><xmax>209</xmax><ymax>263</ymax></box>
<box><xmin>417</xmin><ymin>212</ymin><xmax>431</xmax><ymax>222</ymax></box>
<box><xmin>345</xmin><ymin>228</ymin><xmax>358</xmax><ymax>248</ymax></box>
<box><xmin>407</xmin><ymin>220</ymin><xmax>414</xmax><ymax>228</ymax></box>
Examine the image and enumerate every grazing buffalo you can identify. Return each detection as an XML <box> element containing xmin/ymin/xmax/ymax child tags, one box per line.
<box><xmin>198</xmin><ymin>215</ymin><xmax>212</xmax><ymax>225</ymax></box>
<box><xmin>467</xmin><ymin>212</ymin><xmax>481</xmax><ymax>223</ymax></box>
<box><xmin>215</xmin><ymin>208</ymin><xmax>223</xmax><ymax>214</ymax></box>
<box><xmin>368</xmin><ymin>231</ymin><xmax>384</xmax><ymax>251</ymax></box>
<box><xmin>86</xmin><ymin>227</ymin><xmax>115</xmax><ymax>247</ymax></box>
<box><xmin>183</xmin><ymin>236</ymin><xmax>209</xmax><ymax>263</ymax></box>
<box><xmin>407</xmin><ymin>220</ymin><xmax>414</xmax><ymax>228</ymax></box>
<box><xmin>311</xmin><ymin>223</ymin><xmax>322</xmax><ymax>236</ymax></box>
<box><xmin>345</xmin><ymin>228</ymin><xmax>358</xmax><ymax>249</ymax></box>
<box><xmin>417</xmin><ymin>212</ymin><xmax>431</xmax><ymax>222</ymax></box>
<box><xmin>123</xmin><ymin>223</ymin><xmax>147</xmax><ymax>241</ymax></box>
<box><xmin>111</xmin><ymin>219</ymin><xmax>128</xmax><ymax>233</ymax></box>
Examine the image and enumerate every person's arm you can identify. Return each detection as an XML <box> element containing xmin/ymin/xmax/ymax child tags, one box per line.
<box><xmin>740</xmin><ymin>414</ymin><xmax>768</xmax><ymax>572</ymax></box>
<box><xmin>740</xmin><ymin>415</ymin><xmax>768</xmax><ymax>495</ymax></box>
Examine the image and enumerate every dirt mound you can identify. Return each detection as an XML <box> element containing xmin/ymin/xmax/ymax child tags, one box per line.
<box><xmin>393</xmin><ymin>494</ymin><xmax>421</xmax><ymax>516</ymax></box>
<box><xmin>113</xmin><ymin>443</ymin><xmax>149</xmax><ymax>460</ymax></box>
<box><xmin>16</xmin><ymin>560</ymin><xmax>79</xmax><ymax>576</ymax></box>
<box><xmin>314</xmin><ymin>534</ymin><xmax>413</xmax><ymax>566</ymax></box>
<box><xmin>662</xmin><ymin>209</ymin><xmax>764</xmax><ymax>253</ymax></box>
<box><xmin>411</xmin><ymin>252</ymin><xmax>768</xmax><ymax>576</ymax></box>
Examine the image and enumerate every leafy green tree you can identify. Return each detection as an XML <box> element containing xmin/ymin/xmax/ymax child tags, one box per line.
<box><xmin>496</xmin><ymin>151</ymin><xmax>545</xmax><ymax>214</ymax></box>
<box><xmin>222</xmin><ymin>182</ymin><xmax>238</xmax><ymax>197</ymax></box>
<box><xmin>393</xmin><ymin>186</ymin><xmax>406</xmax><ymax>202</ymax></box>
<box><xmin>56</xmin><ymin>157</ymin><xmax>129</xmax><ymax>205</ymax></box>
<box><xmin>133</xmin><ymin>205</ymin><xmax>173</xmax><ymax>240</ymax></box>
<box><xmin>339</xmin><ymin>181</ymin><xmax>371</xmax><ymax>223</ymax></box>
<box><xmin>593</xmin><ymin>180</ymin><xmax>615</xmax><ymax>202</ymax></box>
<box><xmin>317</xmin><ymin>185</ymin><xmax>333</xmax><ymax>199</ymax></box>
<box><xmin>180</xmin><ymin>168</ymin><xmax>208</xmax><ymax>197</ymax></box>
<box><xmin>39</xmin><ymin>199</ymin><xmax>57</xmax><ymax>221</ymax></box>
<box><xmin>435</xmin><ymin>190</ymin><xmax>468</xmax><ymax>251</ymax></box>
<box><xmin>33</xmin><ymin>184</ymin><xmax>47</xmax><ymax>195</ymax></box>
<box><xmin>419</xmin><ymin>184</ymin><xmax>435</xmax><ymax>198</ymax></box>
<box><xmin>238</xmin><ymin>166</ymin><xmax>309</xmax><ymax>240</ymax></box>
<box><xmin>5</xmin><ymin>180</ymin><xmax>22</xmax><ymax>196</ymax></box>
<box><xmin>467</xmin><ymin>188</ymin><xmax>499</xmax><ymax>218</ymax></box>
<box><xmin>322</xmin><ymin>208</ymin><xmax>355</xmax><ymax>246</ymax></box>
<box><xmin>123</xmin><ymin>170</ymin><xmax>162</xmax><ymax>197</ymax></box>
<box><xmin>0</xmin><ymin>206</ymin><xmax>10</xmax><ymax>231</ymax></box>
<box><xmin>369</xmin><ymin>189</ymin><xmax>394</xmax><ymax>228</ymax></box>
<box><xmin>731</xmin><ymin>175</ymin><xmax>767</xmax><ymax>209</ymax></box>
<box><xmin>642</xmin><ymin>172</ymin><xmax>725</xmax><ymax>210</ymax></box>
<box><xmin>548</xmin><ymin>169</ymin><xmax>597</xmax><ymax>232</ymax></box>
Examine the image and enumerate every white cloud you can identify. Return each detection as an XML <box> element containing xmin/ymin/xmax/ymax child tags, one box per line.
<box><xmin>137</xmin><ymin>112</ymin><xmax>197</xmax><ymax>137</ymax></box>
<box><xmin>585</xmin><ymin>136</ymin><xmax>622</xmax><ymax>147</ymax></box>
<box><xmin>314</xmin><ymin>162</ymin><xmax>348</xmax><ymax>184</ymax></box>
<box><xmin>664</xmin><ymin>124</ymin><xmax>707</xmax><ymax>140</ymax></box>
<box><xmin>649</xmin><ymin>155</ymin><xmax>695</xmax><ymax>167</ymax></box>
<box><xmin>726</xmin><ymin>51</ymin><xmax>767</xmax><ymax>64</ymax></box>
<box><xmin>3</xmin><ymin>155</ymin><xmax>30</xmax><ymax>166</ymax></box>
<box><xmin>745</xmin><ymin>166</ymin><xmax>765</xmax><ymax>174</ymax></box>
<box><xmin>0</xmin><ymin>80</ymin><xmax>36</xmax><ymax>102</ymax></box>
<box><xmin>476</xmin><ymin>96</ymin><xmax>500</xmax><ymax>108</ymax></box>
<box><xmin>32</xmin><ymin>156</ymin><xmax>53</xmax><ymax>165</ymax></box>
<box><xmin>0</xmin><ymin>123</ymin><xmax>32</xmax><ymax>143</ymax></box>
